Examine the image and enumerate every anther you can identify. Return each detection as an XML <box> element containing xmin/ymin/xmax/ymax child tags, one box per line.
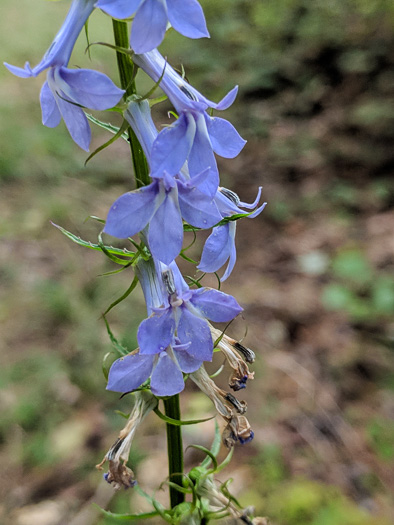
<box><xmin>219</xmin><ymin>187</ymin><xmax>241</xmax><ymax>205</ymax></box>
<box><xmin>161</xmin><ymin>268</ymin><xmax>176</xmax><ymax>295</ymax></box>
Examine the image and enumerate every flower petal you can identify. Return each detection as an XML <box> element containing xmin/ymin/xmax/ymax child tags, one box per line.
<box><xmin>177</xmin><ymin>308</ymin><xmax>213</xmax><ymax>361</ymax></box>
<box><xmin>52</xmin><ymin>89</ymin><xmax>91</xmax><ymax>151</ymax></box>
<box><xmin>221</xmin><ymin>239</ymin><xmax>237</xmax><ymax>281</ymax></box>
<box><xmin>173</xmin><ymin>348</ymin><xmax>202</xmax><ymax>373</ymax></box>
<box><xmin>151</xmin><ymin>113</ymin><xmax>195</xmax><ymax>176</ymax></box>
<box><xmin>40</xmin><ymin>81</ymin><xmax>61</xmax><ymax>128</ymax></box>
<box><xmin>198</xmin><ymin>224</ymin><xmax>232</xmax><ymax>274</ymax></box>
<box><xmin>150</xmin><ymin>352</ymin><xmax>185</xmax><ymax>396</ymax></box>
<box><xmin>207</xmin><ymin>116</ymin><xmax>246</xmax><ymax>158</ymax></box>
<box><xmin>4</xmin><ymin>61</ymin><xmax>33</xmax><ymax>78</ymax></box>
<box><xmin>104</xmin><ymin>183</ymin><xmax>159</xmax><ymax>238</ymax></box>
<box><xmin>188</xmin><ymin>114</ymin><xmax>218</xmax><ymax>195</ymax></box>
<box><xmin>166</xmin><ymin>0</ymin><xmax>209</xmax><ymax>39</ymax></box>
<box><xmin>138</xmin><ymin>309</ymin><xmax>175</xmax><ymax>354</ymax></box>
<box><xmin>148</xmin><ymin>189</ymin><xmax>183</xmax><ymax>264</ymax></box>
<box><xmin>131</xmin><ymin>0</ymin><xmax>168</xmax><ymax>53</ymax></box>
<box><xmin>95</xmin><ymin>0</ymin><xmax>142</xmax><ymax>18</ymax></box>
<box><xmin>214</xmin><ymin>85</ymin><xmax>239</xmax><ymax>111</ymax></box>
<box><xmin>56</xmin><ymin>68</ymin><xmax>124</xmax><ymax>110</ymax></box>
<box><xmin>190</xmin><ymin>288</ymin><xmax>242</xmax><ymax>322</ymax></box>
<box><xmin>178</xmin><ymin>183</ymin><xmax>221</xmax><ymax>228</ymax></box>
<box><xmin>106</xmin><ymin>353</ymin><xmax>154</xmax><ymax>393</ymax></box>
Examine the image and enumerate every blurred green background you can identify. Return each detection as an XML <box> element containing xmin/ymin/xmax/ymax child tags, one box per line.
<box><xmin>1</xmin><ymin>0</ymin><xmax>394</xmax><ymax>523</ymax></box>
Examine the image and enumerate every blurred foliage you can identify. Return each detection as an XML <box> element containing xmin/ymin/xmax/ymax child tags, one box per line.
<box><xmin>322</xmin><ymin>248</ymin><xmax>394</xmax><ymax>321</ymax></box>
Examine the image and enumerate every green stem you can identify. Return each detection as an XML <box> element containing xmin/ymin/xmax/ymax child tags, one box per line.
<box><xmin>163</xmin><ymin>395</ymin><xmax>185</xmax><ymax>507</ymax></box>
<box><xmin>112</xmin><ymin>19</ymin><xmax>149</xmax><ymax>187</ymax></box>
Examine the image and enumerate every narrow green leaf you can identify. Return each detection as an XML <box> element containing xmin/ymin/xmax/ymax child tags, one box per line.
<box><xmin>209</xmin><ymin>364</ymin><xmax>224</xmax><ymax>379</ymax></box>
<box><xmin>85</xmin><ymin>113</ymin><xmax>128</xmax><ymax>139</ymax></box>
<box><xmin>87</xmin><ymin>40</ymin><xmax>134</xmax><ymax>58</ymax></box>
<box><xmin>115</xmin><ymin>410</ymin><xmax>130</xmax><ymax>419</ymax></box>
<box><xmin>84</xmin><ymin>19</ymin><xmax>91</xmax><ymax>60</ymax></box>
<box><xmin>165</xmin><ymin>481</ymin><xmax>192</xmax><ymax>495</ymax></box>
<box><xmin>51</xmin><ymin>222</ymin><xmax>135</xmax><ymax>257</ymax></box>
<box><xmin>200</xmin><ymin>420</ymin><xmax>221</xmax><ymax>468</ymax></box>
<box><xmin>220</xmin><ymin>478</ymin><xmax>242</xmax><ymax>507</ymax></box>
<box><xmin>216</xmin><ymin>212</ymin><xmax>251</xmax><ymax>226</ymax></box>
<box><xmin>85</xmin><ymin>119</ymin><xmax>130</xmax><ymax>165</ymax></box>
<box><xmin>97</xmin><ymin>507</ymin><xmax>160</xmax><ymax>521</ymax></box>
<box><xmin>179</xmin><ymin>252</ymin><xmax>198</xmax><ymax>264</ymax></box>
<box><xmin>186</xmin><ymin>276</ymin><xmax>203</xmax><ymax>288</ymax></box>
<box><xmin>98</xmin><ymin>232</ymin><xmax>135</xmax><ymax>265</ymax></box>
<box><xmin>86</xmin><ymin>215</ymin><xmax>106</xmax><ymax>224</ymax></box>
<box><xmin>103</xmin><ymin>317</ymin><xmax>129</xmax><ymax>356</ymax></box>
<box><xmin>188</xmin><ymin>445</ymin><xmax>218</xmax><ymax>472</ymax></box>
<box><xmin>103</xmin><ymin>275</ymin><xmax>139</xmax><ymax>316</ymax></box>
<box><xmin>149</xmin><ymin>95</ymin><xmax>167</xmax><ymax>106</ymax></box>
<box><xmin>98</xmin><ymin>265</ymin><xmax>132</xmax><ymax>276</ymax></box>
<box><xmin>214</xmin><ymin>272</ymin><xmax>221</xmax><ymax>290</ymax></box>
<box><xmin>102</xmin><ymin>352</ymin><xmax>113</xmax><ymax>380</ymax></box>
<box><xmin>141</xmin><ymin>60</ymin><xmax>168</xmax><ymax>100</ymax></box>
<box><xmin>134</xmin><ymin>486</ymin><xmax>171</xmax><ymax>522</ymax></box>
<box><xmin>183</xmin><ymin>223</ymin><xmax>200</xmax><ymax>232</ymax></box>
<box><xmin>215</xmin><ymin>448</ymin><xmax>234</xmax><ymax>473</ymax></box>
<box><xmin>154</xmin><ymin>407</ymin><xmax>213</xmax><ymax>426</ymax></box>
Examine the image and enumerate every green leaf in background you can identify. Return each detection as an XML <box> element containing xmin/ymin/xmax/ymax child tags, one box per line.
<box><xmin>371</xmin><ymin>276</ymin><xmax>394</xmax><ymax>314</ymax></box>
<box><xmin>368</xmin><ymin>418</ymin><xmax>394</xmax><ymax>462</ymax></box>
<box><xmin>332</xmin><ymin>249</ymin><xmax>372</xmax><ymax>285</ymax></box>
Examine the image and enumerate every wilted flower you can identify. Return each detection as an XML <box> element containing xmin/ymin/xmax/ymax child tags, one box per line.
<box><xmin>96</xmin><ymin>0</ymin><xmax>209</xmax><ymax>53</ymax></box>
<box><xmin>190</xmin><ymin>366</ymin><xmax>254</xmax><ymax>447</ymax></box>
<box><xmin>97</xmin><ymin>391</ymin><xmax>157</xmax><ymax>489</ymax></box>
<box><xmin>211</xmin><ymin>327</ymin><xmax>255</xmax><ymax>391</ymax></box>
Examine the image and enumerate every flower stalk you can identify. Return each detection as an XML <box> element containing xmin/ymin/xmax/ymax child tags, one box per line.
<box><xmin>112</xmin><ymin>19</ymin><xmax>149</xmax><ymax>187</ymax></box>
<box><xmin>164</xmin><ymin>394</ymin><xmax>185</xmax><ymax>507</ymax></box>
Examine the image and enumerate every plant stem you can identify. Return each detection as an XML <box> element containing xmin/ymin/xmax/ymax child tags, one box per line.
<box><xmin>163</xmin><ymin>395</ymin><xmax>185</xmax><ymax>507</ymax></box>
<box><xmin>112</xmin><ymin>19</ymin><xmax>149</xmax><ymax>187</ymax></box>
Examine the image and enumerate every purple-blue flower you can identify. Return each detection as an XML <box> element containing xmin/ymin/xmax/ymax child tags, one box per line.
<box><xmin>4</xmin><ymin>0</ymin><xmax>124</xmax><ymax>151</ymax></box>
<box><xmin>133</xmin><ymin>50</ymin><xmax>246</xmax><ymax>195</ymax></box>
<box><xmin>104</xmin><ymin>169</ymin><xmax>222</xmax><ymax>264</ymax></box>
<box><xmin>104</xmin><ymin>100</ymin><xmax>222</xmax><ymax>263</ymax></box>
<box><xmin>198</xmin><ymin>188</ymin><xmax>267</xmax><ymax>280</ymax></box>
<box><xmin>106</xmin><ymin>262</ymin><xmax>243</xmax><ymax>396</ymax></box>
<box><xmin>95</xmin><ymin>0</ymin><xmax>209</xmax><ymax>53</ymax></box>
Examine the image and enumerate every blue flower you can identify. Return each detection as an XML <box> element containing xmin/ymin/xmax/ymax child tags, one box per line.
<box><xmin>133</xmin><ymin>50</ymin><xmax>246</xmax><ymax>195</ymax></box>
<box><xmin>198</xmin><ymin>187</ymin><xmax>267</xmax><ymax>280</ymax></box>
<box><xmin>106</xmin><ymin>262</ymin><xmax>243</xmax><ymax>396</ymax></box>
<box><xmin>104</xmin><ymin>169</ymin><xmax>222</xmax><ymax>264</ymax></box>
<box><xmin>95</xmin><ymin>0</ymin><xmax>209</xmax><ymax>53</ymax></box>
<box><xmin>104</xmin><ymin>100</ymin><xmax>222</xmax><ymax>263</ymax></box>
<box><xmin>4</xmin><ymin>0</ymin><xmax>124</xmax><ymax>151</ymax></box>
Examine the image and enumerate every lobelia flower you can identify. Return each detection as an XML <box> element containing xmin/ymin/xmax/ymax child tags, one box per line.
<box><xmin>132</xmin><ymin>49</ymin><xmax>246</xmax><ymax>195</ymax></box>
<box><xmin>198</xmin><ymin>187</ymin><xmax>267</xmax><ymax>280</ymax></box>
<box><xmin>106</xmin><ymin>260</ymin><xmax>243</xmax><ymax>396</ymax></box>
<box><xmin>4</xmin><ymin>0</ymin><xmax>124</xmax><ymax>151</ymax></box>
<box><xmin>104</xmin><ymin>100</ymin><xmax>222</xmax><ymax>264</ymax></box>
<box><xmin>95</xmin><ymin>0</ymin><xmax>209</xmax><ymax>54</ymax></box>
